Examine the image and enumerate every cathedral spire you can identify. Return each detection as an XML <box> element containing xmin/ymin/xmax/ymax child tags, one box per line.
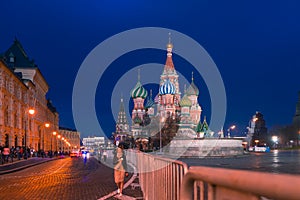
<box><xmin>138</xmin><ymin>68</ymin><xmax>141</xmax><ymax>82</ymax></box>
<box><xmin>165</xmin><ymin>33</ymin><xmax>175</xmax><ymax>71</ymax></box>
<box><xmin>119</xmin><ymin>95</ymin><xmax>125</xmax><ymax>112</ymax></box>
<box><xmin>166</xmin><ymin>32</ymin><xmax>173</xmax><ymax>57</ymax></box>
<box><xmin>192</xmin><ymin>71</ymin><xmax>194</xmax><ymax>81</ymax></box>
<box><xmin>116</xmin><ymin>96</ymin><xmax>129</xmax><ymax>134</ymax></box>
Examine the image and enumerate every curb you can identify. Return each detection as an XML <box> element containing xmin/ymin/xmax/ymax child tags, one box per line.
<box><xmin>0</xmin><ymin>158</ymin><xmax>57</xmax><ymax>175</ymax></box>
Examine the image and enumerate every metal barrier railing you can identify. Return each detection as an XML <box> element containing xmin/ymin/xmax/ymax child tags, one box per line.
<box><xmin>126</xmin><ymin>150</ymin><xmax>188</xmax><ymax>200</ymax></box>
<box><xmin>180</xmin><ymin>166</ymin><xmax>300</xmax><ymax>200</ymax></box>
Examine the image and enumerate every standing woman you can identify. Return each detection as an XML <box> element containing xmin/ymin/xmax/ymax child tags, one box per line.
<box><xmin>113</xmin><ymin>143</ymin><xmax>128</xmax><ymax>197</ymax></box>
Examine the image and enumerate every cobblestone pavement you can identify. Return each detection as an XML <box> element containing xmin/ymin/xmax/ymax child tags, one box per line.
<box><xmin>0</xmin><ymin>156</ymin><xmax>143</xmax><ymax>200</ymax></box>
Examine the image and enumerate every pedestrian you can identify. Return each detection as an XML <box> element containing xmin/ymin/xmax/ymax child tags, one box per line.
<box><xmin>0</xmin><ymin>144</ymin><xmax>3</xmax><ymax>164</ymax></box>
<box><xmin>10</xmin><ymin>146</ymin><xmax>15</xmax><ymax>163</ymax></box>
<box><xmin>113</xmin><ymin>143</ymin><xmax>128</xmax><ymax>197</ymax></box>
<box><xmin>3</xmin><ymin>146</ymin><xmax>10</xmax><ymax>163</ymax></box>
<box><xmin>99</xmin><ymin>149</ymin><xmax>103</xmax><ymax>162</ymax></box>
<box><xmin>103</xmin><ymin>150</ymin><xmax>108</xmax><ymax>162</ymax></box>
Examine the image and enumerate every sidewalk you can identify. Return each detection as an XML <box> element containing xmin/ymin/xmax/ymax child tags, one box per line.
<box><xmin>0</xmin><ymin>156</ymin><xmax>144</xmax><ymax>200</ymax></box>
<box><xmin>97</xmin><ymin>158</ymin><xmax>144</xmax><ymax>200</ymax></box>
<box><xmin>0</xmin><ymin>157</ymin><xmax>55</xmax><ymax>175</ymax></box>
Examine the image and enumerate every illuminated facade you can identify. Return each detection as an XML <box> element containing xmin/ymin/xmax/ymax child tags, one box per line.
<box><xmin>0</xmin><ymin>39</ymin><xmax>59</xmax><ymax>151</ymax></box>
<box><xmin>58</xmin><ymin>127</ymin><xmax>81</xmax><ymax>152</ymax></box>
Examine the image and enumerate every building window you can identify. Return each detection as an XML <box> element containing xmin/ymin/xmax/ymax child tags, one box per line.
<box><xmin>9</xmin><ymin>56</ymin><xmax>15</xmax><ymax>63</ymax></box>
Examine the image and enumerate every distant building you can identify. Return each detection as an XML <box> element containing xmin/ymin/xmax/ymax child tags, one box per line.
<box><xmin>293</xmin><ymin>91</ymin><xmax>300</xmax><ymax>127</ymax></box>
<box><xmin>58</xmin><ymin>127</ymin><xmax>80</xmax><ymax>152</ymax></box>
<box><xmin>251</xmin><ymin>111</ymin><xmax>268</xmax><ymax>146</ymax></box>
<box><xmin>82</xmin><ymin>136</ymin><xmax>105</xmax><ymax>150</ymax></box>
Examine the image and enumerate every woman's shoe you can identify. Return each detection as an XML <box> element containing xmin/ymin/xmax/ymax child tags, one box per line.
<box><xmin>117</xmin><ymin>189</ymin><xmax>120</xmax><ymax>194</ymax></box>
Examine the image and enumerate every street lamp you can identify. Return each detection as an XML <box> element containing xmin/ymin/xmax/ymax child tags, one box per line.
<box><xmin>159</xmin><ymin>117</ymin><xmax>165</xmax><ymax>153</ymax></box>
<box><xmin>227</xmin><ymin>125</ymin><xmax>236</xmax><ymax>138</ymax></box>
<box><xmin>52</xmin><ymin>131</ymin><xmax>57</xmax><ymax>153</ymax></box>
<box><xmin>28</xmin><ymin>108</ymin><xmax>35</xmax><ymax>115</ymax></box>
<box><xmin>62</xmin><ymin>137</ymin><xmax>65</xmax><ymax>153</ymax></box>
<box><xmin>57</xmin><ymin>134</ymin><xmax>61</xmax><ymax>153</ymax></box>
<box><xmin>255</xmin><ymin>139</ymin><xmax>259</xmax><ymax>146</ymax></box>
<box><xmin>44</xmin><ymin>123</ymin><xmax>50</xmax><ymax>151</ymax></box>
<box><xmin>272</xmin><ymin>136</ymin><xmax>278</xmax><ymax>149</ymax></box>
<box><xmin>24</xmin><ymin>108</ymin><xmax>35</xmax><ymax>149</ymax></box>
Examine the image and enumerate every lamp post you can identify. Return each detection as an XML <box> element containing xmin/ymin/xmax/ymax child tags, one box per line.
<box><xmin>24</xmin><ymin>108</ymin><xmax>35</xmax><ymax>149</ymax></box>
<box><xmin>272</xmin><ymin>136</ymin><xmax>278</xmax><ymax>149</ymax></box>
<box><xmin>159</xmin><ymin>119</ymin><xmax>162</xmax><ymax>153</ymax></box>
<box><xmin>57</xmin><ymin>135</ymin><xmax>61</xmax><ymax>154</ymax></box>
<box><xmin>44</xmin><ymin>123</ymin><xmax>50</xmax><ymax>151</ymax></box>
<box><xmin>62</xmin><ymin>137</ymin><xmax>65</xmax><ymax>153</ymax></box>
<box><xmin>159</xmin><ymin>117</ymin><xmax>165</xmax><ymax>153</ymax></box>
<box><xmin>52</xmin><ymin>131</ymin><xmax>57</xmax><ymax>153</ymax></box>
<box><xmin>227</xmin><ymin>125</ymin><xmax>236</xmax><ymax>138</ymax></box>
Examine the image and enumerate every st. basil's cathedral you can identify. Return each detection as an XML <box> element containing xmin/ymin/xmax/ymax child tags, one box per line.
<box><xmin>114</xmin><ymin>38</ymin><xmax>214</xmax><ymax>147</ymax></box>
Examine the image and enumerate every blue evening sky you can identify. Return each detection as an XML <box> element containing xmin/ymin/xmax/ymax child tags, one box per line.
<box><xmin>1</xmin><ymin>1</ymin><xmax>299</xmax><ymax>138</ymax></box>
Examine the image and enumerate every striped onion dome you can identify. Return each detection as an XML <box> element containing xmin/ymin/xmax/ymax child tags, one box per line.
<box><xmin>179</xmin><ymin>94</ymin><xmax>192</xmax><ymax>107</ymax></box>
<box><xmin>131</xmin><ymin>81</ymin><xmax>148</xmax><ymax>99</ymax></box>
<box><xmin>159</xmin><ymin>79</ymin><xmax>176</xmax><ymax>95</ymax></box>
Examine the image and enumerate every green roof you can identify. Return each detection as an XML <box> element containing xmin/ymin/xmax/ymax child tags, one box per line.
<box><xmin>3</xmin><ymin>38</ymin><xmax>36</xmax><ymax>69</ymax></box>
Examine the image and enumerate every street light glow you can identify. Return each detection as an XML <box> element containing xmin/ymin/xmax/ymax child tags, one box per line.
<box><xmin>28</xmin><ymin>108</ymin><xmax>35</xmax><ymax>115</ymax></box>
<box><xmin>45</xmin><ymin>123</ymin><xmax>50</xmax><ymax>128</ymax></box>
<box><xmin>53</xmin><ymin>131</ymin><xmax>57</xmax><ymax>136</ymax></box>
<box><xmin>272</xmin><ymin>136</ymin><xmax>278</xmax><ymax>143</ymax></box>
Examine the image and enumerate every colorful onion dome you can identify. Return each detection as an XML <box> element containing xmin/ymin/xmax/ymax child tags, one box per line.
<box><xmin>179</xmin><ymin>94</ymin><xmax>192</xmax><ymax>107</ymax></box>
<box><xmin>186</xmin><ymin>73</ymin><xmax>199</xmax><ymax>96</ymax></box>
<box><xmin>131</xmin><ymin>81</ymin><xmax>148</xmax><ymax>99</ymax></box>
<box><xmin>186</xmin><ymin>80</ymin><xmax>199</xmax><ymax>96</ymax></box>
<box><xmin>159</xmin><ymin>79</ymin><xmax>176</xmax><ymax>95</ymax></box>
